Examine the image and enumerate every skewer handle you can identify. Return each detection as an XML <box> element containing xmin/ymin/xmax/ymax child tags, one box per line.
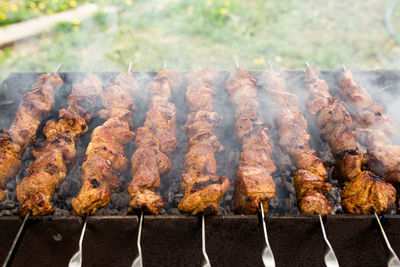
<box><xmin>374</xmin><ymin>212</ymin><xmax>400</xmax><ymax>267</ymax></box>
<box><xmin>259</xmin><ymin>202</ymin><xmax>275</xmax><ymax>267</ymax></box>
<box><xmin>131</xmin><ymin>212</ymin><xmax>143</xmax><ymax>267</ymax></box>
<box><xmin>319</xmin><ymin>215</ymin><xmax>339</xmax><ymax>267</ymax></box>
<box><xmin>68</xmin><ymin>219</ymin><xmax>87</xmax><ymax>267</ymax></box>
<box><xmin>2</xmin><ymin>211</ymin><xmax>30</xmax><ymax>267</ymax></box>
<box><xmin>202</xmin><ymin>214</ymin><xmax>211</xmax><ymax>267</ymax></box>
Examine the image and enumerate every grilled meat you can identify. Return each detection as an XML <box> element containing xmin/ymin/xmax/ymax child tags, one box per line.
<box><xmin>178</xmin><ymin>68</ymin><xmax>230</xmax><ymax>215</ymax></box>
<box><xmin>264</xmin><ymin>71</ymin><xmax>332</xmax><ymax>215</ymax></box>
<box><xmin>305</xmin><ymin>66</ymin><xmax>395</xmax><ymax>214</ymax></box>
<box><xmin>71</xmin><ymin>73</ymin><xmax>137</xmax><ymax>216</ymax></box>
<box><xmin>0</xmin><ymin>72</ymin><xmax>62</xmax><ymax>201</ymax></box>
<box><xmin>225</xmin><ymin>68</ymin><xmax>275</xmax><ymax>214</ymax></box>
<box><xmin>339</xmin><ymin>70</ymin><xmax>400</xmax><ymax>186</ymax></box>
<box><xmin>16</xmin><ymin>75</ymin><xmax>101</xmax><ymax>216</ymax></box>
<box><xmin>128</xmin><ymin>69</ymin><xmax>182</xmax><ymax>215</ymax></box>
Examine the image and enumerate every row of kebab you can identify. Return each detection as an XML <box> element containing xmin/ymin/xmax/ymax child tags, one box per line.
<box><xmin>0</xmin><ymin>65</ymin><xmax>398</xmax><ymax>217</ymax></box>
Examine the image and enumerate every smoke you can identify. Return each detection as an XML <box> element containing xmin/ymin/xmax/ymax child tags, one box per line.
<box><xmin>2</xmin><ymin>0</ymin><xmax>400</xmax><ymax>216</ymax></box>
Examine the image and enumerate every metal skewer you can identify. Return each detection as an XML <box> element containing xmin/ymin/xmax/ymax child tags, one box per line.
<box><xmin>319</xmin><ymin>215</ymin><xmax>339</xmax><ymax>267</ymax></box>
<box><xmin>89</xmin><ymin>63</ymin><xmax>95</xmax><ymax>75</ymax></box>
<box><xmin>2</xmin><ymin>211</ymin><xmax>30</xmax><ymax>267</ymax></box>
<box><xmin>202</xmin><ymin>214</ymin><xmax>211</xmax><ymax>267</ymax></box>
<box><xmin>2</xmin><ymin>62</ymin><xmax>64</xmax><ymax>267</ymax></box>
<box><xmin>55</xmin><ymin>63</ymin><xmax>64</xmax><ymax>73</ymax></box>
<box><xmin>304</xmin><ymin>61</ymin><xmax>339</xmax><ymax>267</ymax></box>
<box><xmin>374</xmin><ymin>212</ymin><xmax>400</xmax><ymax>267</ymax></box>
<box><xmin>131</xmin><ymin>211</ymin><xmax>144</xmax><ymax>267</ymax></box>
<box><xmin>68</xmin><ymin>218</ymin><xmax>87</xmax><ymax>267</ymax></box>
<box><xmin>128</xmin><ymin>61</ymin><xmax>133</xmax><ymax>73</ymax></box>
<box><xmin>259</xmin><ymin>202</ymin><xmax>275</xmax><ymax>267</ymax></box>
<box><xmin>129</xmin><ymin>60</ymin><xmax>144</xmax><ymax>267</ymax></box>
<box><xmin>68</xmin><ymin>63</ymin><xmax>101</xmax><ymax>267</ymax></box>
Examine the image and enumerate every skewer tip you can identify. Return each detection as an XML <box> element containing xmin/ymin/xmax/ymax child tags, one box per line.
<box><xmin>305</xmin><ymin>61</ymin><xmax>310</xmax><ymax>68</ymax></box>
<box><xmin>163</xmin><ymin>61</ymin><xmax>167</xmax><ymax>70</ymax></box>
<box><xmin>233</xmin><ymin>55</ymin><xmax>239</xmax><ymax>69</ymax></box>
<box><xmin>342</xmin><ymin>64</ymin><xmax>347</xmax><ymax>71</ymax></box>
<box><xmin>89</xmin><ymin>63</ymin><xmax>96</xmax><ymax>75</ymax></box>
<box><xmin>128</xmin><ymin>61</ymin><xmax>133</xmax><ymax>73</ymax></box>
<box><xmin>267</xmin><ymin>60</ymin><xmax>273</xmax><ymax>72</ymax></box>
<box><xmin>55</xmin><ymin>63</ymin><xmax>63</xmax><ymax>73</ymax></box>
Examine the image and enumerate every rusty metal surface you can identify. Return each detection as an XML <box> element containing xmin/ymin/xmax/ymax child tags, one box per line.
<box><xmin>0</xmin><ymin>215</ymin><xmax>398</xmax><ymax>266</ymax></box>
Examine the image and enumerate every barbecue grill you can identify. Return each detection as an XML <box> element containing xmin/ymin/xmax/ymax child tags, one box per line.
<box><xmin>0</xmin><ymin>70</ymin><xmax>399</xmax><ymax>267</ymax></box>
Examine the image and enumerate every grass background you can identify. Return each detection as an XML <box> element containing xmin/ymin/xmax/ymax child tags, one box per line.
<box><xmin>1</xmin><ymin>0</ymin><xmax>400</xmax><ymax>81</ymax></box>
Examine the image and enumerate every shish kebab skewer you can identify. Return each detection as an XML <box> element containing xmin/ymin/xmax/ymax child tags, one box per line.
<box><xmin>2</xmin><ymin>63</ymin><xmax>64</xmax><ymax>267</ymax></box>
<box><xmin>16</xmin><ymin>64</ymin><xmax>102</xmax><ymax>216</ymax></box>
<box><xmin>178</xmin><ymin>67</ymin><xmax>230</xmax><ymax>267</ymax></box>
<box><xmin>128</xmin><ymin>62</ymin><xmax>182</xmax><ymax>214</ymax></box>
<box><xmin>178</xmin><ymin>68</ymin><xmax>230</xmax><ymax>215</ymax></box>
<box><xmin>264</xmin><ymin>61</ymin><xmax>338</xmax><ymax>267</ymax></box>
<box><xmin>338</xmin><ymin>66</ymin><xmax>400</xmax><ymax>195</ymax></box>
<box><xmin>304</xmin><ymin>64</ymin><xmax>396</xmax><ymax>214</ymax></box>
<box><xmin>0</xmin><ymin>64</ymin><xmax>64</xmax><ymax>202</ymax></box>
<box><xmin>69</xmin><ymin>62</ymin><xmax>137</xmax><ymax>267</ymax></box>
<box><xmin>128</xmin><ymin>62</ymin><xmax>182</xmax><ymax>267</ymax></box>
<box><xmin>264</xmin><ymin>62</ymin><xmax>332</xmax><ymax>215</ymax></box>
<box><xmin>339</xmin><ymin>65</ymin><xmax>400</xmax><ymax>266</ymax></box>
<box><xmin>225</xmin><ymin>58</ymin><xmax>275</xmax><ymax>267</ymax></box>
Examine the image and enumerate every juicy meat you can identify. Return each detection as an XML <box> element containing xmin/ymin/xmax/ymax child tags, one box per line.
<box><xmin>226</xmin><ymin>68</ymin><xmax>275</xmax><ymax>214</ymax></box>
<box><xmin>339</xmin><ymin>70</ymin><xmax>400</xmax><ymax>186</ymax></box>
<box><xmin>0</xmin><ymin>72</ymin><xmax>62</xmax><ymax>202</ymax></box>
<box><xmin>67</xmin><ymin>75</ymin><xmax>102</xmax><ymax>122</ymax></box>
<box><xmin>264</xmin><ymin>71</ymin><xmax>332</xmax><ymax>215</ymax></box>
<box><xmin>0</xmin><ymin>131</ymin><xmax>22</xmax><ymax>189</ymax></box>
<box><xmin>129</xmin><ymin>70</ymin><xmax>182</xmax><ymax>214</ymax></box>
<box><xmin>17</xmin><ymin>75</ymin><xmax>101</xmax><ymax>216</ymax></box>
<box><xmin>305</xmin><ymin>65</ymin><xmax>396</xmax><ymax>214</ymax></box>
<box><xmin>230</xmin><ymin>166</ymin><xmax>275</xmax><ymax>214</ymax></box>
<box><xmin>72</xmin><ymin>73</ymin><xmax>136</xmax><ymax>216</ymax></box>
<box><xmin>178</xmin><ymin>69</ymin><xmax>230</xmax><ymax>215</ymax></box>
<box><xmin>17</xmin><ymin>171</ymin><xmax>56</xmax><ymax>216</ymax></box>
<box><xmin>342</xmin><ymin>171</ymin><xmax>396</xmax><ymax>214</ymax></box>
<box><xmin>305</xmin><ymin>66</ymin><xmax>361</xmax><ymax>181</ymax></box>
<box><xmin>178</xmin><ymin>173</ymin><xmax>230</xmax><ymax>215</ymax></box>
<box><xmin>298</xmin><ymin>191</ymin><xmax>333</xmax><ymax>215</ymax></box>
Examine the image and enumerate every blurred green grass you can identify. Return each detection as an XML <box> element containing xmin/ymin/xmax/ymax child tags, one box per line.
<box><xmin>0</xmin><ymin>0</ymin><xmax>87</xmax><ymax>26</ymax></box>
<box><xmin>1</xmin><ymin>0</ymin><xmax>400</xmax><ymax>82</ymax></box>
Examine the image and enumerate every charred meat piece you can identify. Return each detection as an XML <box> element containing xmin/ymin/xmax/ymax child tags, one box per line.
<box><xmin>128</xmin><ymin>70</ymin><xmax>182</xmax><ymax>215</ymax></box>
<box><xmin>341</xmin><ymin>171</ymin><xmax>396</xmax><ymax>214</ymax></box>
<box><xmin>17</xmin><ymin>74</ymin><xmax>101</xmax><ymax>216</ymax></box>
<box><xmin>178</xmin><ymin>69</ymin><xmax>230</xmax><ymax>215</ymax></box>
<box><xmin>305</xmin><ymin>65</ymin><xmax>396</xmax><ymax>214</ymax></box>
<box><xmin>226</xmin><ymin>68</ymin><xmax>275</xmax><ymax>214</ymax></box>
<box><xmin>72</xmin><ymin>73</ymin><xmax>136</xmax><ymax>216</ymax></box>
<box><xmin>0</xmin><ymin>72</ymin><xmax>63</xmax><ymax>202</ymax></box>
